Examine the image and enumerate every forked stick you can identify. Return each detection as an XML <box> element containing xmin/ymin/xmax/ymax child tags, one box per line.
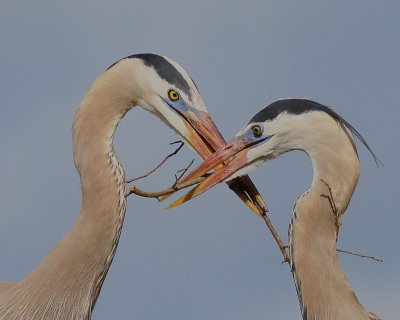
<box><xmin>126</xmin><ymin>144</ymin><xmax>383</xmax><ymax>264</ymax></box>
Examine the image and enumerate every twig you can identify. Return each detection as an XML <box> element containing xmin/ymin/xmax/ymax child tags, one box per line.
<box><xmin>126</xmin><ymin>156</ymin><xmax>199</xmax><ymax>199</ymax></box>
<box><xmin>126</xmin><ymin>140</ymin><xmax>184</xmax><ymax>183</ymax></box>
<box><xmin>127</xmin><ymin>173</ymin><xmax>291</xmax><ymax>264</ymax></box>
<box><xmin>173</xmin><ymin>159</ymin><xmax>195</xmax><ymax>186</ymax></box>
<box><xmin>336</xmin><ymin>248</ymin><xmax>383</xmax><ymax>262</ymax></box>
<box><xmin>320</xmin><ymin>179</ymin><xmax>341</xmax><ymax>232</ymax></box>
<box><xmin>126</xmin><ymin>154</ymin><xmax>381</xmax><ymax>266</ymax></box>
<box><xmin>126</xmin><ymin>176</ymin><xmax>206</xmax><ymax>199</ymax></box>
<box><xmin>125</xmin><ymin>142</ymin><xmax>290</xmax><ymax>263</ymax></box>
<box><xmin>320</xmin><ymin>179</ymin><xmax>337</xmax><ymax>214</ymax></box>
<box><xmin>125</xmin><ymin>146</ymin><xmax>381</xmax><ymax>266</ymax></box>
<box><xmin>261</xmin><ymin>213</ymin><xmax>290</xmax><ymax>264</ymax></box>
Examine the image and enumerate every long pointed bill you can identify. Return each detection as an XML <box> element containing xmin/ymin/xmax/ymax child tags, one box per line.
<box><xmin>173</xmin><ymin>137</ymin><xmax>249</xmax><ymax>183</ymax></box>
<box><xmin>170</xmin><ymin>106</ymin><xmax>267</xmax><ymax>215</ymax></box>
<box><xmin>181</xmin><ymin>111</ymin><xmax>225</xmax><ymax>158</ymax></box>
<box><xmin>167</xmin><ymin>137</ymin><xmax>262</xmax><ymax>213</ymax></box>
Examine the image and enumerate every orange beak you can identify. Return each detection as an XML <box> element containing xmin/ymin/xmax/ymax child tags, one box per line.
<box><xmin>167</xmin><ymin>135</ymin><xmax>268</xmax><ymax>214</ymax></box>
<box><xmin>166</xmin><ymin>105</ymin><xmax>268</xmax><ymax>216</ymax></box>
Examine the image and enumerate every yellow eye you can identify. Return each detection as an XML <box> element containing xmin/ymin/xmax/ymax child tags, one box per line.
<box><xmin>168</xmin><ymin>89</ymin><xmax>180</xmax><ymax>101</ymax></box>
<box><xmin>251</xmin><ymin>125</ymin><xmax>262</xmax><ymax>137</ymax></box>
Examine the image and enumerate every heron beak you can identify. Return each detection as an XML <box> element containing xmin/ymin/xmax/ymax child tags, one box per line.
<box><xmin>166</xmin><ymin>104</ymin><xmax>267</xmax><ymax>216</ymax></box>
<box><xmin>181</xmin><ymin>111</ymin><xmax>225</xmax><ymax>158</ymax></box>
<box><xmin>167</xmin><ymin>136</ymin><xmax>265</xmax><ymax>214</ymax></box>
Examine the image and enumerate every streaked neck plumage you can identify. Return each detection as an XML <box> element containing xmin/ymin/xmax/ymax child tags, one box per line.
<box><xmin>287</xmin><ymin>112</ymin><xmax>381</xmax><ymax>319</ymax></box>
<box><xmin>0</xmin><ymin>64</ymin><xmax>136</xmax><ymax>319</ymax></box>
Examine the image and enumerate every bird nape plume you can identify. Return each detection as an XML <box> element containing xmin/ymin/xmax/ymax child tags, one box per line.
<box><xmin>250</xmin><ymin>99</ymin><xmax>383</xmax><ymax>167</ymax></box>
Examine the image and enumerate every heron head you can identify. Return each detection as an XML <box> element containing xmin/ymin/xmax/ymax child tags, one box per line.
<box><xmin>167</xmin><ymin>98</ymin><xmax>380</xmax><ymax>208</ymax></box>
<box><xmin>109</xmin><ymin>53</ymin><xmax>224</xmax><ymax>159</ymax></box>
<box><xmin>105</xmin><ymin>53</ymin><xmax>267</xmax><ymax>215</ymax></box>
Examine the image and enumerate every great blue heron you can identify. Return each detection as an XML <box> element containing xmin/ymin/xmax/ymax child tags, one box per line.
<box><xmin>172</xmin><ymin>99</ymin><xmax>382</xmax><ymax>320</ymax></box>
<box><xmin>0</xmin><ymin>53</ymin><xmax>266</xmax><ymax>319</ymax></box>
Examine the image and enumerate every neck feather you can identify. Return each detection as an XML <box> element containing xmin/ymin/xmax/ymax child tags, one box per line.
<box><xmin>288</xmin><ymin>114</ymin><xmax>380</xmax><ymax>319</ymax></box>
<box><xmin>0</xmin><ymin>65</ymin><xmax>137</xmax><ymax>319</ymax></box>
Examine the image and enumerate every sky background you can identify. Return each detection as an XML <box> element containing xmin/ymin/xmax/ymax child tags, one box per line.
<box><xmin>0</xmin><ymin>1</ymin><xmax>399</xmax><ymax>319</ymax></box>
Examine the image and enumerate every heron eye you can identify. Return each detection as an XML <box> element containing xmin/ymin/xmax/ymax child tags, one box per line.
<box><xmin>251</xmin><ymin>125</ymin><xmax>262</xmax><ymax>137</ymax></box>
<box><xmin>168</xmin><ymin>89</ymin><xmax>180</xmax><ymax>101</ymax></box>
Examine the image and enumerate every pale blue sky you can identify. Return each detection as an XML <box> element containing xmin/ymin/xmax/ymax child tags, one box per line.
<box><xmin>0</xmin><ymin>1</ymin><xmax>398</xmax><ymax>319</ymax></box>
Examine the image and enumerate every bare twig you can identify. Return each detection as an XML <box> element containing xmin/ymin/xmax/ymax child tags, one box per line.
<box><xmin>126</xmin><ymin>140</ymin><xmax>184</xmax><ymax>183</ymax></box>
<box><xmin>125</xmin><ymin>146</ymin><xmax>381</xmax><ymax>266</ymax></box>
<box><xmin>173</xmin><ymin>159</ymin><xmax>195</xmax><ymax>186</ymax></box>
<box><xmin>320</xmin><ymin>179</ymin><xmax>337</xmax><ymax>214</ymax></box>
<box><xmin>318</xmin><ymin>179</ymin><xmax>382</xmax><ymax>262</ymax></box>
<box><xmin>261</xmin><ymin>213</ymin><xmax>290</xmax><ymax>264</ymax></box>
<box><xmin>336</xmin><ymin>248</ymin><xmax>383</xmax><ymax>262</ymax></box>
<box><xmin>126</xmin><ymin>152</ymin><xmax>200</xmax><ymax>199</ymax></box>
<box><xmin>126</xmin><ymin>176</ymin><xmax>206</xmax><ymax>199</ymax></box>
<box><xmin>125</xmin><ymin>142</ymin><xmax>290</xmax><ymax>263</ymax></box>
<box><xmin>320</xmin><ymin>178</ymin><xmax>341</xmax><ymax>232</ymax></box>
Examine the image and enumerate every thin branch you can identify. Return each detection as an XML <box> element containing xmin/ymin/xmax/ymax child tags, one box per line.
<box><xmin>125</xmin><ymin>146</ymin><xmax>382</xmax><ymax>266</ymax></box>
<box><xmin>336</xmin><ymin>248</ymin><xmax>383</xmax><ymax>263</ymax></box>
<box><xmin>320</xmin><ymin>178</ymin><xmax>341</xmax><ymax>232</ymax></box>
<box><xmin>126</xmin><ymin>176</ymin><xmax>206</xmax><ymax>199</ymax></box>
<box><xmin>125</xmin><ymin>141</ymin><xmax>289</xmax><ymax>263</ymax></box>
<box><xmin>126</xmin><ymin>156</ymin><xmax>200</xmax><ymax>199</ymax></box>
<box><xmin>318</xmin><ymin>179</ymin><xmax>382</xmax><ymax>262</ymax></box>
<box><xmin>261</xmin><ymin>213</ymin><xmax>290</xmax><ymax>264</ymax></box>
<box><xmin>173</xmin><ymin>159</ymin><xmax>195</xmax><ymax>186</ymax></box>
<box><xmin>126</xmin><ymin>155</ymin><xmax>381</xmax><ymax>266</ymax></box>
<box><xmin>320</xmin><ymin>179</ymin><xmax>338</xmax><ymax>214</ymax></box>
<box><xmin>255</xmin><ymin>213</ymin><xmax>383</xmax><ymax>265</ymax></box>
<box><xmin>126</xmin><ymin>140</ymin><xmax>184</xmax><ymax>183</ymax></box>
<box><xmin>127</xmin><ymin>173</ymin><xmax>291</xmax><ymax>264</ymax></box>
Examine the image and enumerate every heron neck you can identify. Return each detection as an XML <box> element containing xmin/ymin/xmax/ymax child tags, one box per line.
<box><xmin>288</xmin><ymin>125</ymin><xmax>379</xmax><ymax>319</ymax></box>
<box><xmin>1</xmin><ymin>67</ymin><xmax>136</xmax><ymax>319</ymax></box>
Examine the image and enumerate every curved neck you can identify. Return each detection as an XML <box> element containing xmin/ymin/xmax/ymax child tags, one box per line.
<box><xmin>0</xmin><ymin>66</ymin><xmax>137</xmax><ymax>319</ymax></box>
<box><xmin>288</xmin><ymin>122</ymin><xmax>380</xmax><ymax>319</ymax></box>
